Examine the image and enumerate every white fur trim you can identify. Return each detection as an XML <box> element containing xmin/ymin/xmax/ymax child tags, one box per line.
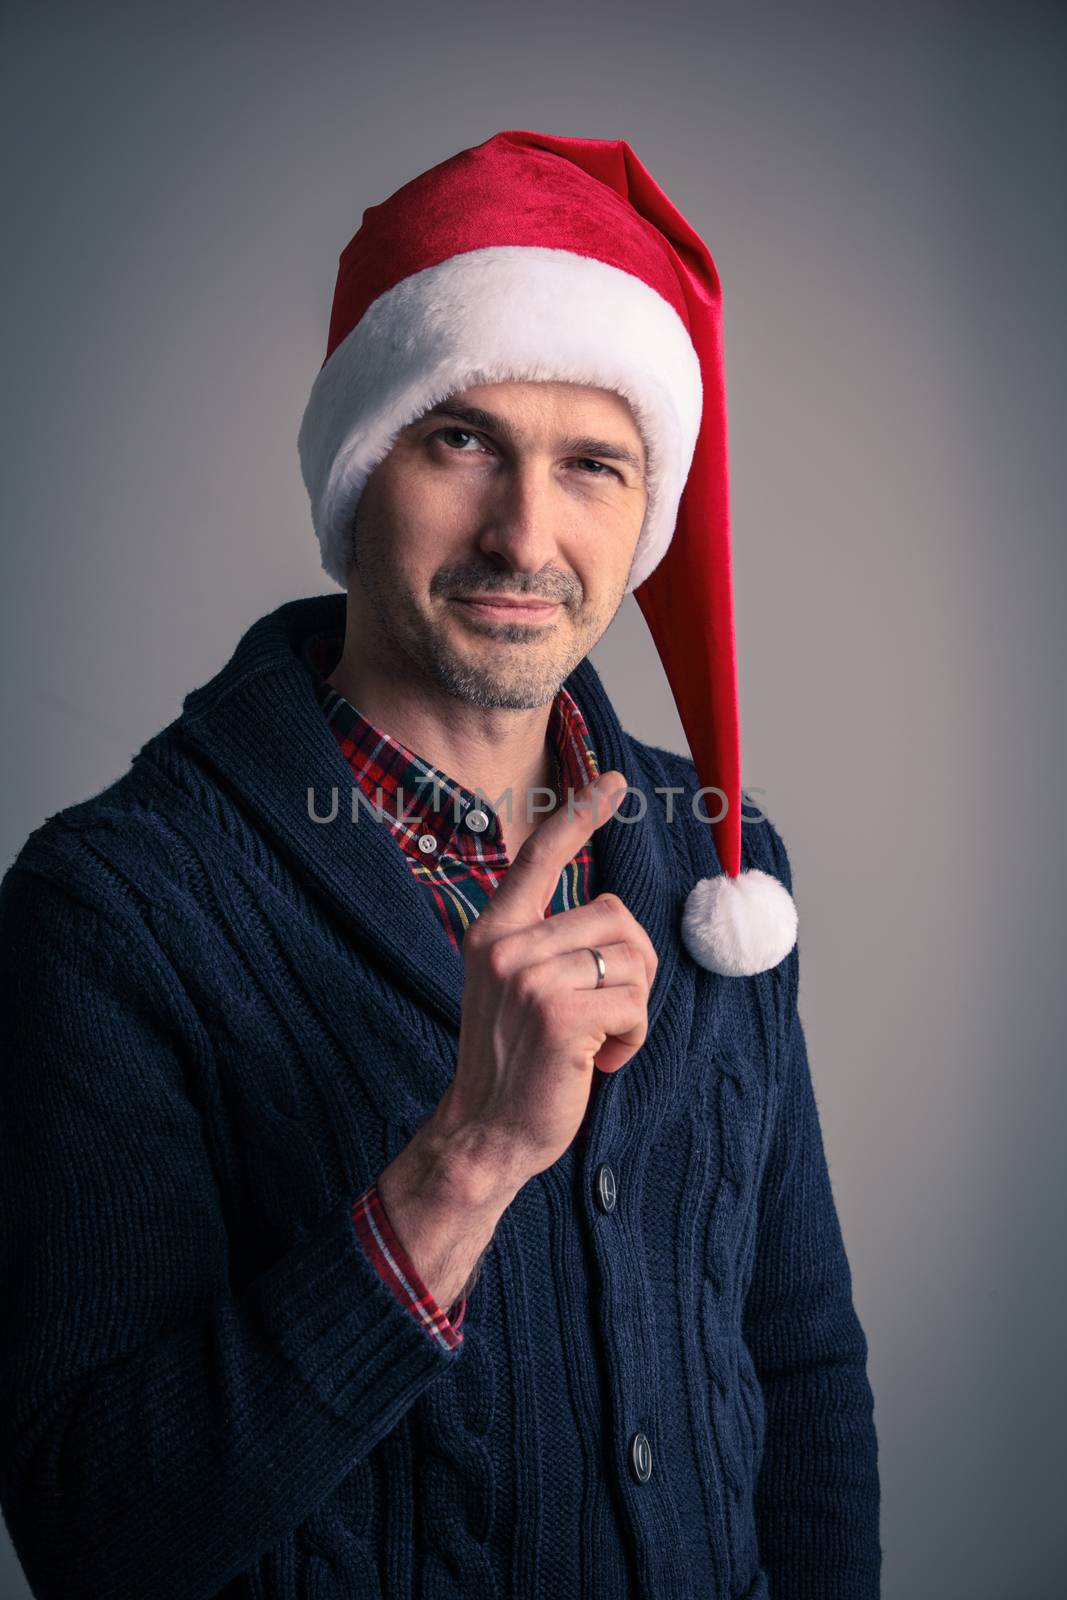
<box><xmin>681</xmin><ymin>868</ymin><xmax>798</xmax><ymax>977</ymax></box>
<box><xmin>297</xmin><ymin>245</ymin><xmax>703</xmax><ymax>591</ymax></box>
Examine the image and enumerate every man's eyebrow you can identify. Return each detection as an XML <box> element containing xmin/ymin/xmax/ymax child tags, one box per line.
<box><xmin>414</xmin><ymin>402</ymin><xmax>646</xmax><ymax>479</ymax></box>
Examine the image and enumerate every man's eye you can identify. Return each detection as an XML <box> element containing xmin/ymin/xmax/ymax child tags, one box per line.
<box><xmin>435</xmin><ymin>428</ymin><xmax>486</xmax><ymax>452</ymax></box>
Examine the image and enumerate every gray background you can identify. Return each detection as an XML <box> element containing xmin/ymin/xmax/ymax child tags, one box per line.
<box><xmin>2</xmin><ymin>1</ymin><xmax>1064</xmax><ymax>1595</ymax></box>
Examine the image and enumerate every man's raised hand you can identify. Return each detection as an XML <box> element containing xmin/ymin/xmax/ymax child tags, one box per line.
<box><xmin>431</xmin><ymin>770</ymin><xmax>659</xmax><ymax>1187</ymax></box>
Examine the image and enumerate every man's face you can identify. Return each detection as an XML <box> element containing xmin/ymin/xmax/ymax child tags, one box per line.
<box><xmin>345</xmin><ymin>380</ymin><xmax>648</xmax><ymax>710</ymax></box>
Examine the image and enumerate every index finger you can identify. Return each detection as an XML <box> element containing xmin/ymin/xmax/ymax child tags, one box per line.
<box><xmin>485</xmin><ymin>770</ymin><xmax>630</xmax><ymax>927</ymax></box>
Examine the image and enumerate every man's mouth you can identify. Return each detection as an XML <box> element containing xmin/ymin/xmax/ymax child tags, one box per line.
<box><xmin>452</xmin><ymin>595</ymin><xmax>561</xmax><ymax>623</ymax></box>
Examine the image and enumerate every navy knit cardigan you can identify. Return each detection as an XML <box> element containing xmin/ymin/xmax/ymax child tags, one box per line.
<box><xmin>0</xmin><ymin>593</ymin><xmax>880</xmax><ymax>1599</ymax></box>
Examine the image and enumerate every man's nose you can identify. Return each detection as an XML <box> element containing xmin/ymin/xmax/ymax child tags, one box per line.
<box><xmin>473</xmin><ymin>461</ymin><xmax>569</xmax><ymax>577</ymax></box>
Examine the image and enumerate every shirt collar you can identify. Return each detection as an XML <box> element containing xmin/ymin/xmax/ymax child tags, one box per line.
<box><xmin>300</xmin><ymin>628</ymin><xmax>600</xmax><ymax>862</ymax></box>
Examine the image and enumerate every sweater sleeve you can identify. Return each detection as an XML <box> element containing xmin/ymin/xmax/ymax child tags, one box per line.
<box><xmin>0</xmin><ymin>859</ymin><xmax>465</xmax><ymax>1600</ymax></box>
<box><xmin>740</xmin><ymin>840</ymin><xmax>882</xmax><ymax>1596</ymax></box>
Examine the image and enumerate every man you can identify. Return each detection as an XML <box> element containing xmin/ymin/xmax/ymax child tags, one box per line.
<box><xmin>0</xmin><ymin>131</ymin><xmax>880</xmax><ymax>1599</ymax></box>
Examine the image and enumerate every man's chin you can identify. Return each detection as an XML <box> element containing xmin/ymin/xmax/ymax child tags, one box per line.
<box><xmin>431</xmin><ymin>649</ymin><xmax>567</xmax><ymax>712</ymax></box>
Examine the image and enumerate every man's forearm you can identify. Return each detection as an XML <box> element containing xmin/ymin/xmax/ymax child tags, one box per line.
<box><xmin>376</xmin><ymin>1117</ymin><xmax>523</xmax><ymax>1311</ymax></box>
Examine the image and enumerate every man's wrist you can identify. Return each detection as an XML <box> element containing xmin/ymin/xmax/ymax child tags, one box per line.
<box><xmin>416</xmin><ymin>1111</ymin><xmax>526</xmax><ymax>1213</ymax></box>
<box><xmin>374</xmin><ymin>1115</ymin><xmax>521</xmax><ymax>1313</ymax></box>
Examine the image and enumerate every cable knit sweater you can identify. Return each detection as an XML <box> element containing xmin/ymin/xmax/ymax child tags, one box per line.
<box><xmin>0</xmin><ymin>592</ymin><xmax>881</xmax><ymax>1599</ymax></box>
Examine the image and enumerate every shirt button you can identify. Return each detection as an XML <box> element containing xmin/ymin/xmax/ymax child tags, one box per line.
<box><xmin>629</xmin><ymin>1432</ymin><xmax>653</xmax><ymax>1484</ymax></box>
<box><xmin>594</xmin><ymin>1163</ymin><xmax>617</xmax><ymax>1213</ymax></box>
<box><xmin>465</xmin><ymin>809</ymin><xmax>490</xmax><ymax>833</ymax></box>
<box><xmin>417</xmin><ymin>834</ymin><xmax>438</xmax><ymax>853</ymax></box>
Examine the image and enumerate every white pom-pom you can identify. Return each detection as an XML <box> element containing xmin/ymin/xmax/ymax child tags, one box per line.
<box><xmin>681</xmin><ymin>868</ymin><xmax>798</xmax><ymax>977</ymax></box>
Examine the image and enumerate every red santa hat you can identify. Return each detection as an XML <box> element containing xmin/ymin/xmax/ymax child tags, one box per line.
<box><xmin>298</xmin><ymin>128</ymin><xmax>798</xmax><ymax>978</ymax></box>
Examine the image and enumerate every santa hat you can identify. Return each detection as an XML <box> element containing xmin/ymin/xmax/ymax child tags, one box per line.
<box><xmin>297</xmin><ymin>128</ymin><xmax>797</xmax><ymax>978</ymax></box>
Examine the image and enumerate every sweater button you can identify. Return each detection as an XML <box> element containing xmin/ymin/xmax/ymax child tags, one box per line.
<box><xmin>629</xmin><ymin>1432</ymin><xmax>653</xmax><ymax>1483</ymax></box>
<box><xmin>593</xmin><ymin>1163</ymin><xmax>617</xmax><ymax>1213</ymax></box>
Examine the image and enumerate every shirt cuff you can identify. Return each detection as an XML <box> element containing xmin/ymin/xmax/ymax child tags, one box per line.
<box><xmin>351</xmin><ymin>1182</ymin><xmax>465</xmax><ymax>1347</ymax></box>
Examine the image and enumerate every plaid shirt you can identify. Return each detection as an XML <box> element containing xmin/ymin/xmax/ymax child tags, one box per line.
<box><xmin>302</xmin><ymin>627</ymin><xmax>602</xmax><ymax>1350</ymax></box>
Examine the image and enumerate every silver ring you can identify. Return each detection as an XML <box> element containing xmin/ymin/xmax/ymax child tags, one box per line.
<box><xmin>588</xmin><ymin>947</ymin><xmax>607</xmax><ymax>989</ymax></box>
